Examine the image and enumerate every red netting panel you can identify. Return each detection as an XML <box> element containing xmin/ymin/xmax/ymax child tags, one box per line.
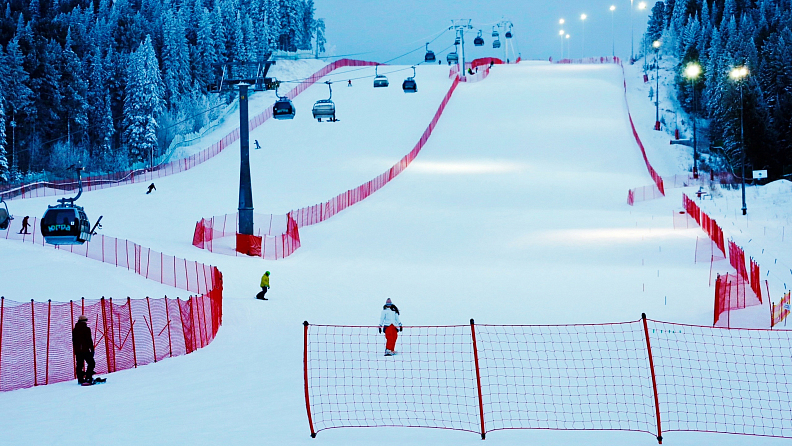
<box><xmin>106</xmin><ymin>299</ymin><xmax>136</xmax><ymax>372</ymax></box>
<box><xmin>475</xmin><ymin>322</ymin><xmax>657</xmax><ymax>435</ymax></box>
<box><xmin>306</xmin><ymin>324</ymin><xmax>481</xmax><ymax>434</ymax></box>
<box><xmin>46</xmin><ymin>301</ymin><xmax>77</xmax><ymax>384</ymax></box>
<box><xmin>0</xmin><ymin>300</ymin><xmax>37</xmax><ymax>391</ymax></box>
<box><xmin>648</xmin><ymin>319</ymin><xmax>792</xmax><ymax>438</ymax></box>
<box><xmin>177</xmin><ymin>297</ymin><xmax>196</xmax><ymax>354</ymax></box>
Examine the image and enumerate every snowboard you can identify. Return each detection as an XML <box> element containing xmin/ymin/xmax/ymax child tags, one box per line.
<box><xmin>81</xmin><ymin>377</ymin><xmax>107</xmax><ymax>386</ymax></box>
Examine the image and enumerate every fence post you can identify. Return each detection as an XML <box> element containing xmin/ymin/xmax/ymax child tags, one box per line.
<box><xmin>45</xmin><ymin>300</ymin><xmax>51</xmax><ymax>385</ymax></box>
<box><xmin>128</xmin><ymin>297</ymin><xmax>137</xmax><ymax>368</ymax></box>
<box><xmin>469</xmin><ymin>318</ymin><xmax>486</xmax><ymax>439</ymax></box>
<box><xmin>70</xmin><ymin>300</ymin><xmax>76</xmax><ymax>378</ymax></box>
<box><xmin>100</xmin><ymin>297</ymin><xmax>112</xmax><ymax>373</ymax></box>
<box><xmin>177</xmin><ymin>297</ymin><xmax>190</xmax><ymax>353</ymax></box>
<box><xmin>303</xmin><ymin>321</ymin><xmax>316</xmax><ymax>438</ymax></box>
<box><xmin>31</xmin><ymin>300</ymin><xmax>38</xmax><ymax>386</ymax></box>
<box><xmin>165</xmin><ymin>296</ymin><xmax>173</xmax><ymax>357</ymax></box>
<box><xmin>641</xmin><ymin>313</ymin><xmax>663</xmax><ymax>444</ymax></box>
<box><xmin>146</xmin><ymin>297</ymin><xmax>158</xmax><ymax>362</ymax></box>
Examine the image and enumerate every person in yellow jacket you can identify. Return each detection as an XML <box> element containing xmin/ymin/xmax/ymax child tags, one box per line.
<box><xmin>256</xmin><ymin>271</ymin><xmax>270</xmax><ymax>300</ymax></box>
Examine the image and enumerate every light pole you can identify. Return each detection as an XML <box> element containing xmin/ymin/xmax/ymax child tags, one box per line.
<box><xmin>730</xmin><ymin>66</ymin><xmax>749</xmax><ymax>215</ymax></box>
<box><xmin>566</xmin><ymin>34</ymin><xmax>570</xmax><ymax>59</ymax></box>
<box><xmin>653</xmin><ymin>40</ymin><xmax>661</xmax><ymax>130</ymax></box>
<box><xmin>630</xmin><ymin>0</ymin><xmax>634</xmax><ymax>60</ymax></box>
<box><xmin>684</xmin><ymin>62</ymin><xmax>702</xmax><ymax>179</ymax></box>
<box><xmin>610</xmin><ymin>6</ymin><xmax>616</xmax><ymax>57</ymax></box>
<box><xmin>559</xmin><ymin>29</ymin><xmax>565</xmax><ymax>59</ymax></box>
<box><xmin>581</xmin><ymin>14</ymin><xmax>587</xmax><ymax>58</ymax></box>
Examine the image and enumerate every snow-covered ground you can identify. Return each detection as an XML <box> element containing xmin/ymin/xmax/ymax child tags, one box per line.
<box><xmin>0</xmin><ymin>60</ymin><xmax>789</xmax><ymax>445</ymax></box>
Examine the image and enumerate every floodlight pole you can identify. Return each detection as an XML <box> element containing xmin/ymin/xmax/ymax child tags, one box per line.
<box><xmin>739</xmin><ymin>81</ymin><xmax>746</xmax><ymax>216</ymax></box>
<box><xmin>238</xmin><ymin>83</ymin><xmax>254</xmax><ymax>235</ymax></box>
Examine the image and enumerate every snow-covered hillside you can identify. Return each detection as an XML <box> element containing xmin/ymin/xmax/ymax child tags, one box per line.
<box><xmin>0</xmin><ymin>60</ymin><xmax>789</xmax><ymax>446</ymax></box>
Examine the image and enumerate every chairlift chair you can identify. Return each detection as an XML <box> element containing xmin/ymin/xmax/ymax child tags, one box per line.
<box><xmin>493</xmin><ymin>39</ymin><xmax>501</xmax><ymax>49</ymax></box>
<box><xmin>374</xmin><ymin>65</ymin><xmax>389</xmax><ymax>88</ymax></box>
<box><xmin>0</xmin><ymin>198</ymin><xmax>12</xmax><ymax>230</ymax></box>
<box><xmin>474</xmin><ymin>30</ymin><xmax>484</xmax><ymax>46</ymax></box>
<box><xmin>447</xmin><ymin>51</ymin><xmax>459</xmax><ymax>65</ymax></box>
<box><xmin>424</xmin><ymin>43</ymin><xmax>436</xmax><ymax>63</ymax></box>
<box><xmin>402</xmin><ymin>67</ymin><xmax>417</xmax><ymax>93</ymax></box>
<box><xmin>312</xmin><ymin>81</ymin><xmax>337</xmax><ymax>122</ymax></box>
<box><xmin>492</xmin><ymin>26</ymin><xmax>500</xmax><ymax>38</ymax></box>
<box><xmin>272</xmin><ymin>84</ymin><xmax>296</xmax><ymax>120</ymax></box>
<box><xmin>505</xmin><ymin>29</ymin><xmax>513</xmax><ymax>39</ymax></box>
<box><xmin>454</xmin><ymin>36</ymin><xmax>461</xmax><ymax>45</ymax></box>
<box><xmin>40</xmin><ymin>168</ymin><xmax>97</xmax><ymax>245</ymax></box>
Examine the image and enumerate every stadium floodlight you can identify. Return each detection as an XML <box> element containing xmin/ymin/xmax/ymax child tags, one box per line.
<box><xmin>684</xmin><ymin>62</ymin><xmax>702</xmax><ymax>179</ymax></box>
<box><xmin>730</xmin><ymin>66</ymin><xmax>750</xmax><ymax>215</ymax></box>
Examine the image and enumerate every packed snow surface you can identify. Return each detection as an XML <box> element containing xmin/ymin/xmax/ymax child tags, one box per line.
<box><xmin>0</xmin><ymin>61</ymin><xmax>787</xmax><ymax>445</ymax></box>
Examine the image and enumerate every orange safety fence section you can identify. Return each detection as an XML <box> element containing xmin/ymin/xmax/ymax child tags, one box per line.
<box><xmin>1</xmin><ymin>217</ymin><xmax>223</xmax><ymax>392</ymax></box>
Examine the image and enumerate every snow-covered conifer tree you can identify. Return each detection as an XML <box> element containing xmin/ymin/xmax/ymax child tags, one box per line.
<box><xmin>123</xmin><ymin>35</ymin><xmax>164</xmax><ymax>164</ymax></box>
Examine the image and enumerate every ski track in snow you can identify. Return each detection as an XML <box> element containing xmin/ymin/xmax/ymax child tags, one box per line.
<box><xmin>0</xmin><ymin>60</ymin><xmax>789</xmax><ymax>446</ymax></box>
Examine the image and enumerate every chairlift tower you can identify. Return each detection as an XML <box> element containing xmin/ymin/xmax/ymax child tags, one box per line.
<box><xmin>498</xmin><ymin>20</ymin><xmax>514</xmax><ymax>62</ymax></box>
<box><xmin>209</xmin><ymin>55</ymin><xmax>276</xmax><ymax>236</ymax></box>
<box><xmin>449</xmin><ymin>20</ymin><xmax>473</xmax><ymax>77</ymax></box>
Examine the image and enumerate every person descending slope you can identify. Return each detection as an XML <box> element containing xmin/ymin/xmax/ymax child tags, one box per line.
<box><xmin>378</xmin><ymin>298</ymin><xmax>402</xmax><ymax>356</ymax></box>
<box><xmin>256</xmin><ymin>271</ymin><xmax>270</xmax><ymax>300</ymax></box>
<box><xmin>146</xmin><ymin>183</ymin><xmax>156</xmax><ymax>194</ymax></box>
<box><xmin>18</xmin><ymin>216</ymin><xmax>30</xmax><ymax>234</ymax></box>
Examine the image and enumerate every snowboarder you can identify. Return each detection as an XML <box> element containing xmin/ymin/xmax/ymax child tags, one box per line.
<box><xmin>18</xmin><ymin>216</ymin><xmax>30</xmax><ymax>234</ymax></box>
<box><xmin>72</xmin><ymin>315</ymin><xmax>96</xmax><ymax>384</ymax></box>
<box><xmin>256</xmin><ymin>271</ymin><xmax>270</xmax><ymax>300</ymax></box>
<box><xmin>254</xmin><ymin>140</ymin><xmax>262</xmax><ymax>150</ymax></box>
<box><xmin>146</xmin><ymin>183</ymin><xmax>156</xmax><ymax>194</ymax></box>
<box><xmin>467</xmin><ymin>67</ymin><xmax>474</xmax><ymax>75</ymax></box>
<box><xmin>347</xmin><ymin>79</ymin><xmax>352</xmax><ymax>87</ymax></box>
<box><xmin>378</xmin><ymin>298</ymin><xmax>402</xmax><ymax>356</ymax></box>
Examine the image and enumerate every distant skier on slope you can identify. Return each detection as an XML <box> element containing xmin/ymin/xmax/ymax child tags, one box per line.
<box><xmin>18</xmin><ymin>216</ymin><xmax>30</xmax><ymax>234</ymax></box>
<box><xmin>72</xmin><ymin>315</ymin><xmax>96</xmax><ymax>384</ymax></box>
<box><xmin>254</xmin><ymin>140</ymin><xmax>262</xmax><ymax>150</ymax></box>
<box><xmin>256</xmin><ymin>271</ymin><xmax>270</xmax><ymax>300</ymax></box>
<box><xmin>146</xmin><ymin>183</ymin><xmax>156</xmax><ymax>194</ymax></box>
<box><xmin>347</xmin><ymin>79</ymin><xmax>352</xmax><ymax>87</ymax></box>
<box><xmin>379</xmin><ymin>298</ymin><xmax>402</xmax><ymax>356</ymax></box>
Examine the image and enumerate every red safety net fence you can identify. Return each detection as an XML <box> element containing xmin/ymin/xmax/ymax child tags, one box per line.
<box><xmin>1</xmin><ymin>216</ymin><xmax>223</xmax><ymax>392</ymax></box>
<box><xmin>303</xmin><ymin>317</ymin><xmax>792</xmax><ymax>441</ymax></box>
<box><xmin>0</xmin><ymin>59</ymin><xmax>378</xmax><ymax>202</ymax></box>
<box><xmin>551</xmin><ymin>56</ymin><xmax>622</xmax><ymax>64</ymax></box>
<box><xmin>192</xmin><ymin>212</ymin><xmax>300</xmax><ymax>260</ymax></box>
<box><xmin>195</xmin><ymin>71</ymin><xmax>464</xmax><ymax>258</ymax></box>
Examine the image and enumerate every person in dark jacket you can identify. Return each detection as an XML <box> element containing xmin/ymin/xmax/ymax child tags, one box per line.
<box><xmin>72</xmin><ymin>315</ymin><xmax>95</xmax><ymax>384</ymax></box>
<box><xmin>146</xmin><ymin>183</ymin><xmax>156</xmax><ymax>194</ymax></box>
<box><xmin>18</xmin><ymin>216</ymin><xmax>30</xmax><ymax>234</ymax></box>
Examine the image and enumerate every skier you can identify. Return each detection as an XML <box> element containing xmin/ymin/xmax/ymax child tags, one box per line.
<box><xmin>72</xmin><ymin>315</ymin><xmax>97</xmax><ymax>385</ymax></box>
<box><xmin>347</xmin><ymin>79</ymin><xmax>352</xmax><ymax>87</ymax></box>
<box><xmin>467</xmin><ymin>67</ymin><xmax>474</xmax><ymax>75</ymax></box>
<box><xmin>18</xmin><ymin>216</ymin><xmax>30</xmax><ymax>234</ymax></box>
<box><xmin>254</xmin><ymin>139</ymin><xmax>262</xmax><ymax>150</ymax></box>
<box><xmin>378</xmin><ymin>298</ymin><xmax>402</xmax><ymax>356</ymax></box>
<box><xmin>146</xmin><ymin>183</ymin><xmax>156</xmax><ymax>194</ymax></box>
<box><xmin>256</xmin><ymin>271</ymin><xmax>270</xmax><ymax>300</ymax></box>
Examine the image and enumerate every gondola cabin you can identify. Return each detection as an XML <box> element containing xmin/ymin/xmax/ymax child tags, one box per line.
<box><xmin>447</xmin><ymin>52</ymin><xmax>459</xmax><ymax>64</ymax></box>
<box><xmin>312</xmin><ymin>100</ymin><xmax>336</xmax><ymax>121</ymax></box>
<box><xmin>0</xmin><ymin>201</ymin><xmax>10</xmax><ymax>230</ymax></box>
<box><xmin>273</xmin><ymin>97</ymin><xmax>296</xmax><ymax>119</ymax></box>
<box><xmin>41</xmin><ymin>205</ymin><xmax>92</xmax><ymax>245</ymax></box>
<box><xmin>493</xmin><ymin>39</ymin><xmax>501</xmax><ymax>49</ymax></box>
<box><xmin>402</xmin><ymin>78</ymin><xmax>417</xmax><ymax>93</ymax></box>
<box><xmin>474</xmin><ymin>36</ymin><xmax>484</xmax><ymax>46</ymax></box>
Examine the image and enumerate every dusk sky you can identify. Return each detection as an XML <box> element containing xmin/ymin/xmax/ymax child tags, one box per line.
<box><xmin>315</xmin><ymin>0</ymin><xmax>656</xmax><ymax>63</ymax></box>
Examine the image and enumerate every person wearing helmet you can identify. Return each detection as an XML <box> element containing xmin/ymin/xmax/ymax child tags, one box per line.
<box><xmin>256</xmin><ymin>271</ymin><xmax>271</xmax><ymax>300</ymax></box>
<box><xmin>72</xmin><ymin>315</ymin><xmax>95</xmax><ymax>384</ymax></box>
<box><xmin>378</xmin><ymin>298</ymin><xmax>402</xmax><ymax>356</ymax></box>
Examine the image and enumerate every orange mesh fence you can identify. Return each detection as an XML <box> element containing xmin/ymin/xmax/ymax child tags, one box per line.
<box><xmin>1</xmin><ymin>216</ymin><xmax>223</xmax><ymax>392</ymax></box>
<box><xmin>772</xmin><ymin>292</ymin><xmax>790</xmax><ymax>328</ymax></box>
<box><xmin>304</xmin><ymin>317</ymin><xmax>792</xmax><ymax>441</ymax></box>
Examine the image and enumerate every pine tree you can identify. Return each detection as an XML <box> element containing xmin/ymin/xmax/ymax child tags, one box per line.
<box><xmin>647</xmin><ymin>2</ymin><xmax>666</xmax><ymax>43</ymax></box>
<box><xmin>123</xmin><ymin>35</ymin><xmax>164</xmax><ymax>164</ymax></box>
<box><xmin>161</xmin><ymin>10</ymin><xmax>190</xmax><ymax>106</ymax></box>
<box><xmin>195</xmin><ymin>6</ymin><xmax>218</xmax><ymax>88</ymax></box>
<box><xmin>61</xmin><ymin>27</ymin><xmax>89</xmax><ymax>151</ymax></box>
<box><xmin>87</xmin><ymin>47</ymin><xmax>114</xmax><ymax>166</ymax></box>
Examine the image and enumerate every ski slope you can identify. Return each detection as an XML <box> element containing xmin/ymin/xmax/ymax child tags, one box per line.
<box><xmin>0</xmin><ymin>61</ymin><xmax>785</xmax><ymax>446</ymax></box>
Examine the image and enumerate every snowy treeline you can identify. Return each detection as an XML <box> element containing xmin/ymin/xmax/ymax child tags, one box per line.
<box><xmin>0</xmin><ymin>0</ymin><xmax>323</xmax><ymax>183</ymax></box>
<box><xmin>645</xmin><ymin>0</ymin><xmax>792</xmax><ymax>178</ymax></box>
